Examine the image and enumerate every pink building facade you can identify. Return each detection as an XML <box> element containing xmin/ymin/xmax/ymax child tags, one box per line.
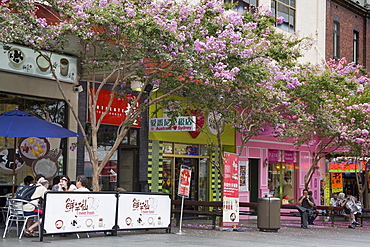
<box><xmin>236</xmin><ymin>130</ymin><xmax>324</xmax><ymax>210</ymax></box>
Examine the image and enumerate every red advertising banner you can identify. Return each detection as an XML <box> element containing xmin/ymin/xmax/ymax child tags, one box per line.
<box><xmin>178</xmin><ymin>166</ymin><xmax>191</xmax><ymax>198</ymax></box>
<box><xmin>223</xmin><ymin>152</ymin><xmax>239</xmax><ymax>229</ymax></box>
<box><xmin>88</xmin><ymin>88</ymin><xmax>141</xmax><ymax>127</ymax></box>
<box><xmin>223</xmin><ymin>153</ymin><xmax>239</xmax><ymax>198</ymax></box>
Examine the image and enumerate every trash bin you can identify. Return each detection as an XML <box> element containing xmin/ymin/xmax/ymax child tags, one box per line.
<box><xmin>257</xmin><ymin>197</ymin><xmax>280</xmax><ymax>232</ymax></box>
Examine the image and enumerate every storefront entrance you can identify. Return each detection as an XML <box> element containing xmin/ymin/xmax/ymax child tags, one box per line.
<box><xmin>118</xmin><ymin>147</ymin><xmax>139</xmax><ymax>192</ymax></box>
<box><xmin>162</xmin><ymin>156</ymin><xmax>209</xmax><ymax>201</ymax></box>
<box><xmin>249</xmin><ymin>159</ymin><xmax>259</xmax><ymax>203</ymax></box>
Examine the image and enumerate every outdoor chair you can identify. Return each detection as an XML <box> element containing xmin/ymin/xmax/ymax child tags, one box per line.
<box><xmin>0</xmin><ymin>193</ymin><xmax>13</xmax><ymax>223</ymax></box>
<box><xmin>2</xmin><ymin>199</ymin><xmax>40</xmax><ymax>240</ymax></box>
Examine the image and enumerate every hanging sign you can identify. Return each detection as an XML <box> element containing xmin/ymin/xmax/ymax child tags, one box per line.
<box><xmin>223</xmin><ymin>152</ymin><xmax>239</xmax><ymax>229</ymax></box>
<box><xmin>178</xmin><ymin>165</ymin><xmax>192</xmax><ymax>198</ymax></box>
<box><xmin>268</xmin><ymin>149</ymin><xmax>280</xmax><ymax>163</ymax></box>
<box><xmin>331</xmin><ymin>173</ymin><xmax>343</xmax><ymax>193</ymax></box>
<box><xmin>149</xmin><ymin>116</ymin><xmax>196</xmax><ymax>132</ymax></box>
<box><xmin>283</xmin><ymin>151</ymin><xmax>295</xmax><ymax>163</ymax></box>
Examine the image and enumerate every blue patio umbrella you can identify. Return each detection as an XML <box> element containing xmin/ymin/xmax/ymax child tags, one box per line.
<box><xmin>0</xmin><ymin>110</ymin><xmax>82</xmax><ymax>138</ymax></box>
<box><xmin>0</xmin><ymin>110</ymin><xmax>82</xmax><ymax>194</ymax></box>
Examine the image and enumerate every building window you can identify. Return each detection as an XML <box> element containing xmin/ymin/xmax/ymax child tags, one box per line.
<box><xmin>353</xmin><ymin>31</ymin><xmax>359</xmax><ymax>64</ymax></box>
<box><xmin>0</xmin><ymin>92</ymin><xmax>67</xmax><ymax>188</ymax></box>
<box><xmin>271</xmin><ymin>0</ymin><xmax>295</xmax><ymax>33</ymax></box>
<box><xmin>333</xmin><ymin>21</ymin><xmax>340</xmax><ymax>59</ymax></box>
<box><xmin>226</xmin><ymin>0</ymin><xmax>258</xmax><ymax>13</ymax></box>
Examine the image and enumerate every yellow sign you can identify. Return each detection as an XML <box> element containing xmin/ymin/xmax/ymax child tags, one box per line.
<box><xmin>325</xmin><ymin>173</ymin><xmax>330</xmax><ymax>206</ymax></box>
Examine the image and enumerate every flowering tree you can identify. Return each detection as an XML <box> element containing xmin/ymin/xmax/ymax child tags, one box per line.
<box><xmin>0</xmin><ymin>0</ymin><xmax>235</xmax><ymax>190</ymax></box>
<box><xmin>1</xmin><ymin>0</ymin><xmax>311</xmax><ymax>191</ymax></box>
<box><xmin>160</xmin><ymin>6</ymin><xmax>312</xmax><ymax>180</ymax></box>
<box><xmin>277</xmin><ymin>58</ymin><xmax>370</xmax><ymax>190</ymax></box>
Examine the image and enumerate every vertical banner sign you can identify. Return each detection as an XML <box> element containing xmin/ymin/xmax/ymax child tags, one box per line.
<box><xmin>178</xmin><ymin>165</ymin><xmax>192</xmax><ymax>198</ymax></box>
<box><xmin>325</xmin><ymin>173</ymin><xmax>331</xmax><ymax>206</ymax></box>
<box><xmin>223</xmin><ymin>152</ymin><xmax>239</xmax><ymax>229</ymax></box>
<box><xmin>331</xmin><ymin>173</ymin><xmax>343</xmax><ymax>193</ymax></box>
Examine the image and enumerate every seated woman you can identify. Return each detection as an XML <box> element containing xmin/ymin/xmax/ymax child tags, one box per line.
<box><xmin>337</xmin><ymin>192</ymin><xmax>360</xmax><ymax>229</ymax></box>
<box><xmin>58</xmin><ymin>175</ymin><xmax>77</xmax><ymax>191</ymax></box>
<box><xmin>23</xmin><ymin>179</ymin><xmax>49</xmax><ymax>237</ymax></box>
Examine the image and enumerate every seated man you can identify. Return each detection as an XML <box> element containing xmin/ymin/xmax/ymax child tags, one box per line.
<box><xmin>23</xmin><ymin>179</ymin><xmax>49</xmax><ymax>237</ymax></box>
<box><xmin>297</xmin><ymin>189</ymin><xmax>315</xmax><ymax>229</ymax></box>
<box><xmin>75</xmin><ymin>175</ymin><xmax>90</xmax><ymax>191</ymax></box>
<box><xmin>16</xmin><ymin>175</ymin><xmax>34</xmax><ymax>192</ymax></box>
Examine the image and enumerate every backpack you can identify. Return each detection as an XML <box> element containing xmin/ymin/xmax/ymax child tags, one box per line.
<box><xmin>15</xmin><ymin>184</ymin><xmax>39</xmax><ymax>201</ymax></box>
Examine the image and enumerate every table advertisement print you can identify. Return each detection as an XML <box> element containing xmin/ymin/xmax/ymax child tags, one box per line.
<box><xmin>43</xmin><ymin>192</ymin><xmax>117</xmax><ymax>234</ymax></box>
<box><xmin>117</xmin><ymin>193</ymin><xmax>171</xmax><ymax>230</ymax></box>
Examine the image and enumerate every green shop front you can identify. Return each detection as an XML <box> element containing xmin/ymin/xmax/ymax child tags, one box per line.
<box><xmin>148</xmin><ymin>115</ymin><xmax>235</xmax><ymax>202</ymax></box>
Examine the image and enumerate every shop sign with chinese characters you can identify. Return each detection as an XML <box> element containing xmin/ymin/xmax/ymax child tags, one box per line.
<box><xmin>149</xmin><ymin>116</ymin><xmax>196</xmax><ymax>132</ymax></box>
<box><xmin>223</xmin><ymin>152</ymin><xmax>239</xmax><ymax>228</ymax></box>
<box><xmin>331</xmin><ymin>173</ymin><xmax>343</xmax><ymax>193</ymax></box>
<box><xmin>43</xmin><ymin>192</ymin><xmax>117</xmax><ymax>234</ymax></box>
<box><xmin>117</xmin><ymin>193</ymin><xmax>171</xmax><ymax>229</ymax></box>
<box><xmin>328</xmin><ymin>161</ymin><xmax>364</xmax><ymax>173</ymax></box>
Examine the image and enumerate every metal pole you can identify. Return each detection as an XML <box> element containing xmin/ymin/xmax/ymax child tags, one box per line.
<box><xmin>11</xmin><ymin>137</ymin><xmax>17</xmax><ymax>197</ymax></box>
<box><xmin>177</xmin><ymin>196</ymin><xmax>185</xmax><ymax>235</ymax></box>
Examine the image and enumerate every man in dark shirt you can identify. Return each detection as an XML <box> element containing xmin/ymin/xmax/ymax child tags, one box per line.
<box><xmin>297</xmin><ymin>189</ymin><xmax>315</xmax><ymax>229</ymax></box>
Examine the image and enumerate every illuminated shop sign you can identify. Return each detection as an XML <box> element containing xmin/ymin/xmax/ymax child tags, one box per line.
<box><xmin>328</xmin><ymin>161</ymin><xmax>365</xmax><ymax>173</ymax></box>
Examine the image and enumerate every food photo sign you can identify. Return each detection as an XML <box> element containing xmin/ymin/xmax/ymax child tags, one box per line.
<box><xmin>42</xmin><ymin>192</ymin><xmax>117</xmax><ymax>234</ymax></box>
<box><xmin>0</xmin><ymin>44</ymin><xmax>77</xmax><ymax>83</ymax></box>
<box><xmin>117</xmin><ymin>193</ymin><xmax>171</xmax><ymax>230</ymax></box>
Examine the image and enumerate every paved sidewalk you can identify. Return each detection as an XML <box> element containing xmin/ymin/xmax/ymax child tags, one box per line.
<box><xmin>1</xmin><ymin>218</ymin><xmax>370</xmax><ymax>247</ymax></box>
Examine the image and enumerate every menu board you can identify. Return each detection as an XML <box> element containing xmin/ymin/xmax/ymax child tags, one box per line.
<box><xmin>117</xmin><ymin>193</ymin><xmax>171</xmax><ymax>230</ymax></box>
<box><xmin>43</xmin><ymin>192</ymin><xmax>117</xmax><ymax>234</ymax></box>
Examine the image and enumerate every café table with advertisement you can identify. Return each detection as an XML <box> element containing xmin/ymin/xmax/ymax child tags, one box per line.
<box><xmin>39</xmin><ymin>191</ymin><xmax>171</xmax><ymax>241</ymax></box>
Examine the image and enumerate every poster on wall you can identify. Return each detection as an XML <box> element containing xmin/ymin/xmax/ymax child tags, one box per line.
<box><xmin>117</xmin><ymin>193</ymin><xmax>171</xmax><ymax>230</ymax></box>
<box><xmin>239</xmin><ymin>160</ymin><xmax>248</xmax><ymax>192</ymax></box>
<box><xmin>223</xmin><ymin>152</ymin><xmax>239</xmax><ymax>229</ymax></box>
<box><xmin>178</xmin><ymin>165</ymin><xmax>192</xmax><ymax>198</ymax></box>
<box><xmin>43</xmin><ymin>192</ymin><xmax>117</xmax><ymax>234</ymax></box>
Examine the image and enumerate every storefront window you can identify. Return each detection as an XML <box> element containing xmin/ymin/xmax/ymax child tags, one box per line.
<box><xmin>268</xmin><ymin>150</ymin><xmax>296</xmax><ymax>204</ymax></box>
<box><xmin>84</xmin><ymin>125</ymin><xmax>139</xmax><ymax>190</ymax></box>
<box><xmin>0</xmin><ymin>92</ymin><xmax>67</xmax><ymax>190</ymax></box>
<box><xmin>163</xmin><ymin>143</ymin><xmax>173</xmax><ymax>154</ymax></box>
<box><xmin>162</xmin><ymin>159</ymin><xmax>172</xmax><ymax>194</ymax></box>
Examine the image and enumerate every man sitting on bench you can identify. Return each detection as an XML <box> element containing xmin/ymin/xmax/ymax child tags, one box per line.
<box><xmin>297</xmin><ymin>189</ymin><xmax>315</xmax><ymax>229</ymax></box>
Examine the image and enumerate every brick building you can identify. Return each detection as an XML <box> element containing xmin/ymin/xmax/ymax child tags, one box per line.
<box><xmin>326</xmin><ymin>0</ymin><xmax>370</xmax><ymax>67</ymax></box>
